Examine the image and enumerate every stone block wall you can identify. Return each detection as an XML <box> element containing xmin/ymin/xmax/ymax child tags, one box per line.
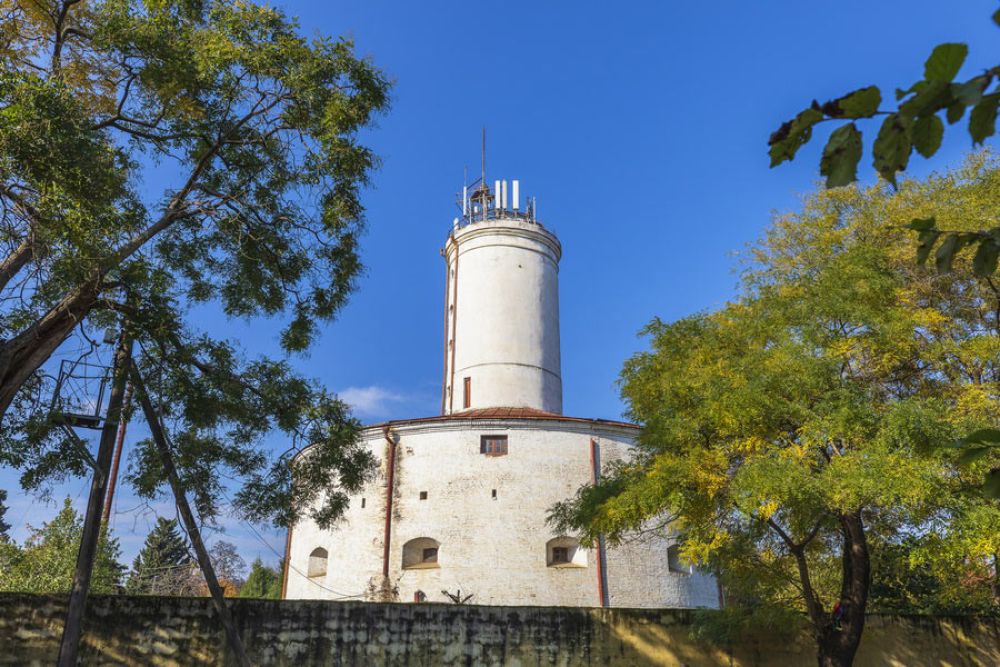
<box><xmin>1</xmin><ymin>593</ymin><xmax>998</xmax><ymax>666</ymax></box>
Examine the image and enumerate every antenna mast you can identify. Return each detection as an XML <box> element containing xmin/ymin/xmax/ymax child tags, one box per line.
<box><xmin>481</xmin><ymin>127</ymin><xmax>487</xmax><ymax>221</ymax></box>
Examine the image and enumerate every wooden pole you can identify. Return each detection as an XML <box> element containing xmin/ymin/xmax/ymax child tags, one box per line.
<box><xmin>129</xmin><ymin>364</ymin><xmax>252</xmax><ymax>667</ymax></box>
<box><xmin>57</xmin><ymin>334</ymin><xmax>132</xmax><ymax>667</ymax></box>
<box><xmin>101</xmin><ymin>381</ymin><xmax>132</xmax><ymax>525</ymax></box>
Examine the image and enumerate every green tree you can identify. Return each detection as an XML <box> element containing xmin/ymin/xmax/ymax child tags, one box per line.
<box><xmin>0</xmin><ymin>0</ymin><xmax>386</xmax><ymax>532</ymax></box>
<box><xmin>239</xmin><ymin>557</ymin><xmax>281</xmax><ymax>599</ymax></box>
<box><xmin>0</xmin><ymin>489</ymin><xmax>10</xmax><ymax>539</ymax></box>
<box><xmin>767</xmin><ymin>8</ymin><xmax>1000</xmax><ymax>497</ymax></box>
<box><xmin>125</xmin><ymin>516</ymin><xmax>191</xmax><ymax>595</ymax></box>
<box><xmin>0</xmin><ymin>497</ymin><xmax>124</xmax><ymax>593</ymax></box>
<box><xmin>551</xmin><ymin>157</ymin><xmax>1000</xmax><ymax>667</ymax></box>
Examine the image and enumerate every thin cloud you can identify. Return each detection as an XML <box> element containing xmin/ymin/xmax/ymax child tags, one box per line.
<box><xmin>338</xmin><ymin>385</ymin><xmax>408</xmax><ymax>418</ymax></box>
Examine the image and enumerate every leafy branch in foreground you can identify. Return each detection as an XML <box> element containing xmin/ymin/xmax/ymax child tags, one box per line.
<box><xmin>768</xmin><ymin>11</ymin><xmax>1000</xmax><ymax>276</ymax></box>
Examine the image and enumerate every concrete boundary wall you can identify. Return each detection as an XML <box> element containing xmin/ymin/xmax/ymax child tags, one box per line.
<box><xmin>0</xmin><ymin>593</ymin><xmax>997</xmax><ymax>666</ymax></box>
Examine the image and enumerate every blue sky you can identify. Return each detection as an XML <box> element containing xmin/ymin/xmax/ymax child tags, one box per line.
<box><xmin>2</xmin><ymin>0</ymin><xmax>997</xmax><ymax>566</ymax></box>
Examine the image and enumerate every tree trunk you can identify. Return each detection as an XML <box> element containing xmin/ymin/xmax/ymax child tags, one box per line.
<box><xmin>0</xmin><ymin>238</ymin><xmax>33</xmax><ymax>293</ymax></box>
<box><xmin>0</xmin><ymin>281</ymin><xmax>100</xmax><ymax>420</ymax></box>
<box><xmin>56</xmin><ymin>333</ymin><xmax>132</xmax><ymax>667</ymax></box>
<box><xmin>130</xmin><ymin>364</ymin><xmax>252</xmax><ymax>667</ymax></box>
<box><xmin>813</xmin><ymin>511</ymin><xmax>871</xmax><ymax>667</ymax></box>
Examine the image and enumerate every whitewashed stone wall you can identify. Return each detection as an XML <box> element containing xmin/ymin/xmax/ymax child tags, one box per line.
<box><xmin>285</xmin><ymin>417</ymin><xmax>719</xmax><ymax>609</ymax></box>
<box><xmin>443</xmin><ymin>219</ymin><xmax>563</xmax><ymax>414</ymax></box>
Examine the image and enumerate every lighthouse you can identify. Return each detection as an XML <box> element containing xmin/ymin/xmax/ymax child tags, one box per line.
<box><xmin>283</xmin><ymin>174</ymin><xmax>719</xmax><ymax>609</ymax></box>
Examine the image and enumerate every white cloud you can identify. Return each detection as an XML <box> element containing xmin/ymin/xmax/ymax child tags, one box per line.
<box><xmin>338</xmin><ymin>385</ymin><xmax>407</xmax><ymax>418</ymax></box>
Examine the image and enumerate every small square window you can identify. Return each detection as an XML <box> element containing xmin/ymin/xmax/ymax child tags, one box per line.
<box><xmin>422</xmin><ymin>547</ymin><xmax>438</xmax><ymax>563</ymax></box>
<box><xmin>480</xmin><ymin>435</ymin><xmax>508</xmax><ymax>456</ymax></box>
<box><xmin>551</xmin><ymin>547</ymin><xmax>569</xmax><ymax>564</ymax></box>
<box><xmin>419</xmin><ymin>491</ymin><xmax>428</xmax><ymax>500</ymax></box>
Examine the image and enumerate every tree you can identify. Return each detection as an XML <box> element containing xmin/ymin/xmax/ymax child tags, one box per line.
<box><xmin>0</xmin><ymin>0</ymin><xmax>384</xmax><ymax>530</ymax></box>
<box><xmin>0</xmin><ymin>497</ymin><xmax>124</xmax><ymax>594</ymax></box>
<box><xmin>125</xmin><ymin>516</ymin><xmax>192</xmax><ymax>595</ymax></box>
<box><xmin>201</xmin><ymin>540</ymin><xmax>246</xmax><ymax>597</ymax></box>
<box><xmin>551</xmin><ymin>158</ymin><xmax>1000</xmax><ymax>667</ymax></box>
<box><xmin>0</xmin><ymin>488</ymin><xmax>10</xmax><ymax>539</ymax></box>
<box><xmin>767</xmin><ymin>7</ymin><xmax>1000</xmax><ymax>498</ymax></box>
<box><xmin>239</xmin><ymin>557</ymin><xmax>281</xmax><ymax>599</ymax></box>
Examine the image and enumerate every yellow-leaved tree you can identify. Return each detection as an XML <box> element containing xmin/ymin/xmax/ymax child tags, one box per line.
<box><xmin>551</xmin><ymin>154</ymin><xmax>1000</xmax><ymax>667</ymax></box>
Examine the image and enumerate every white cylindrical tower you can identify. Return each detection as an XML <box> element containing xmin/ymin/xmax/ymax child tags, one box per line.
<box><xmin>442</xmin><ymin>183</ymin><xmax>562</xmax><ymax>414</ymax></box>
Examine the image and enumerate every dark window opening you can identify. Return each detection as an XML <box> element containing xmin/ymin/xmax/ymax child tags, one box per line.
<box><xmin>422</xmin><ymin>547</ymin><xmax>438</xmax><ymax>563</ymax></box>
<box><xmin>361</xmin><ymin>497</ymin><xmax>366</xmax><ymax>508</ymax></box>
<box><xmin>480</xmin><ymin>435</ymin><xmax>508</xmax><ymax>456</ymax></box>
<box><xmin>491</xmin><ymin>489</ymin><xmax>497</xmax><ymax>499</ymax></box>
<box><xmin>419</xmin><ymin>491</ymin><xmax>428</xmax><ymax>500</ymax></box>
<box><xmin>668</xmin><ymin>544</ymin><xmax>691</xmax><ymax>574</ymax></box>
<box><xmin>551</xmin><ymin>547</ymin><xmax>569</xmax><ymax>564</ymax></box>
<box><xmin>463</xmin><ymin>377</ymin><xmax>471</xmax><ymax>408</ymax></box>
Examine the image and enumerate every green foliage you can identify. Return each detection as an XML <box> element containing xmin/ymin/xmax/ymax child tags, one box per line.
<box><xmin>0</xmin><ymin>0</ymin><xmax>388</xmax><ymax>531</ymax></box>
<box><xmin>125</xmin><ymin>517</ymin><xmax>192</xmax><ymax>595</ymax></box>
<box><xmin>239</xmin><ymin>557</ymin><xmax>282</xmax><ymax>599</ymax></box>
<box><xmin>0</xmin><ymin>489</ymin><xmax>9</xmax><ymax>539</ymax></box>
<box><xmin>768</xmin><ymin>10</ymin><xmax>1000</xmax><ymax>501</ymax></box>
<box><xmin>769</xmin><ymin>13</ymin><xmax>1000</xmax><ymax>261</ymax></box>
<box><xmin>551</xmin><ymin>159</ymin><xmax>1000</xmax><ymax>648</ymax></box>
<box><xmin>0</xmin><ymin>497</ymin><xmax>124</xmax><ymax>594</ymax></box>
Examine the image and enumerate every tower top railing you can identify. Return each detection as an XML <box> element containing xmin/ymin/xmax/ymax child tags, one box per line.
<box><xmin>453</xmin><ymin>177</ymin><xmax>544</xmax><ymax>231</ymax></box>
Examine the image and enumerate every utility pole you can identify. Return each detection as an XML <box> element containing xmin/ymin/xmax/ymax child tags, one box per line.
<box><xmin>57</xmin><ymin>332</ymin><xmax>132</xmax><ymax>667</ymax></box>
<box><xmin>130</xmin><ymin>364</ymin><xmax>252</xmax><ymax>667</ymax></box>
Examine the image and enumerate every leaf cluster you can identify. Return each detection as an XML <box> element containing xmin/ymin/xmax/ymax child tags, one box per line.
<box><xmin>769</xmin><ymin>9</ymin><xmax>1000</xmax><ymax>284</ymax></box>
<box><xmin>0</xmin><ymin>497</ymin><xmax>124</xmax><ymax>594</ymax></box>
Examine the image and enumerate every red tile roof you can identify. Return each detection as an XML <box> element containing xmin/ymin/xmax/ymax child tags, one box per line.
<box><xmin>366</xmin><ymin>407</ymin><xmax>638</xmax><ymax>430</ymax></box>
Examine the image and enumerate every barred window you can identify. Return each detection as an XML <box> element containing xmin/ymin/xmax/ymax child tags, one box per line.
<box><xmin>480</xmin><ymin>435</ymin><xmax>508</xmax><ymax>456</ymax></box>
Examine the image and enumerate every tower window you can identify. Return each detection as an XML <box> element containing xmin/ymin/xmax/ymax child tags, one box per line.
<box><xmin>307</xmin><ymin>547</ymin><xmax>328</xmax><ymax>578</ymax></box>
<box><xmin>463</xmin><ymin>377</ymin><xmax>471</xmax><ymax>408</ymax></box>
<box><xmin>419</xmin><ymin>491</ymin><xmax>428</xmax><ymax>500</ymax></box>
<box><xmin>402</xmin><ymin>538</ymin><xmax>441</xmax><ymax>569</ymax></box>
<box><xmin>480</xmin><ymin>435</ymin><xmax>508</xmax><ymax>456</ymax></box>
<box><xmin>361</xmin><ymin>497</ymin><xmax>366</xmax><ymax>508</ymax></box>
<box><xmin>668</xmin><ymin>544</ymin><xmax>691</xmax><ymax>575</ymax></box>
<box><xmin>546</xmin><ymin>537</ymin><xmax>586</xmax><ymax>568</ymax></box>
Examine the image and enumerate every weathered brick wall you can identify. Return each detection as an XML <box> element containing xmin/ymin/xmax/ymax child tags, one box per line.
<box><xmin>0</xmin><ymin>593</ymin><xmax>997</xmax><ymax>666</ymax></box>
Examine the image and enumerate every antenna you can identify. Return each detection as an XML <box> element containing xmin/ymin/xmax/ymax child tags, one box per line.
<box><xmin>462</xmin><ymin>166</ymin><xmax>468</xmax><ymax>217</ymax></box>
<box><xmin>481</xmin><ymin>127</ymin><xmax>487</xmax><ymax>220</ymax></box>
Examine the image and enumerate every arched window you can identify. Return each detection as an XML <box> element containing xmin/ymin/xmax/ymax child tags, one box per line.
<box><xmin>546</xmin><ymin>537</ymin><xmax>587</xmax><ymax>568</ymax></box>
<box><xmin>402</xmin><ymin>537</ymin><xmax>440</xmax><ymax>569</ymax></box>
<box><xmin>667</xmin><ymin>544</ymin><xmax>691</xmax><ymax>575</ymax></box>
<box><xmin>308</xmin><ymin>547</ymin><xmax>328</xmax><ymax>578</ymax></box>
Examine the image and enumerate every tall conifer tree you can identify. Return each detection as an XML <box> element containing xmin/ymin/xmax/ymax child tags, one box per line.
<box><xmin>126</xmin><ymin>517</ymin><xmax>191</xmax><ymax>595</ymax></box>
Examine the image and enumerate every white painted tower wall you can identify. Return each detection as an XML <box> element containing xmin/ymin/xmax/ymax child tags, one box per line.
<box><xmin>442</xmin><ymin>216</ymin><xmax>563</xmax><ymax>414</ymax></box>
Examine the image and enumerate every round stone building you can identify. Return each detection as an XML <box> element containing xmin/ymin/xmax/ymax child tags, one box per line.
<box><xmin>283</xmin><ymin>178</ymin><xmax>718</xmax><ymax>608</ymax></box>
